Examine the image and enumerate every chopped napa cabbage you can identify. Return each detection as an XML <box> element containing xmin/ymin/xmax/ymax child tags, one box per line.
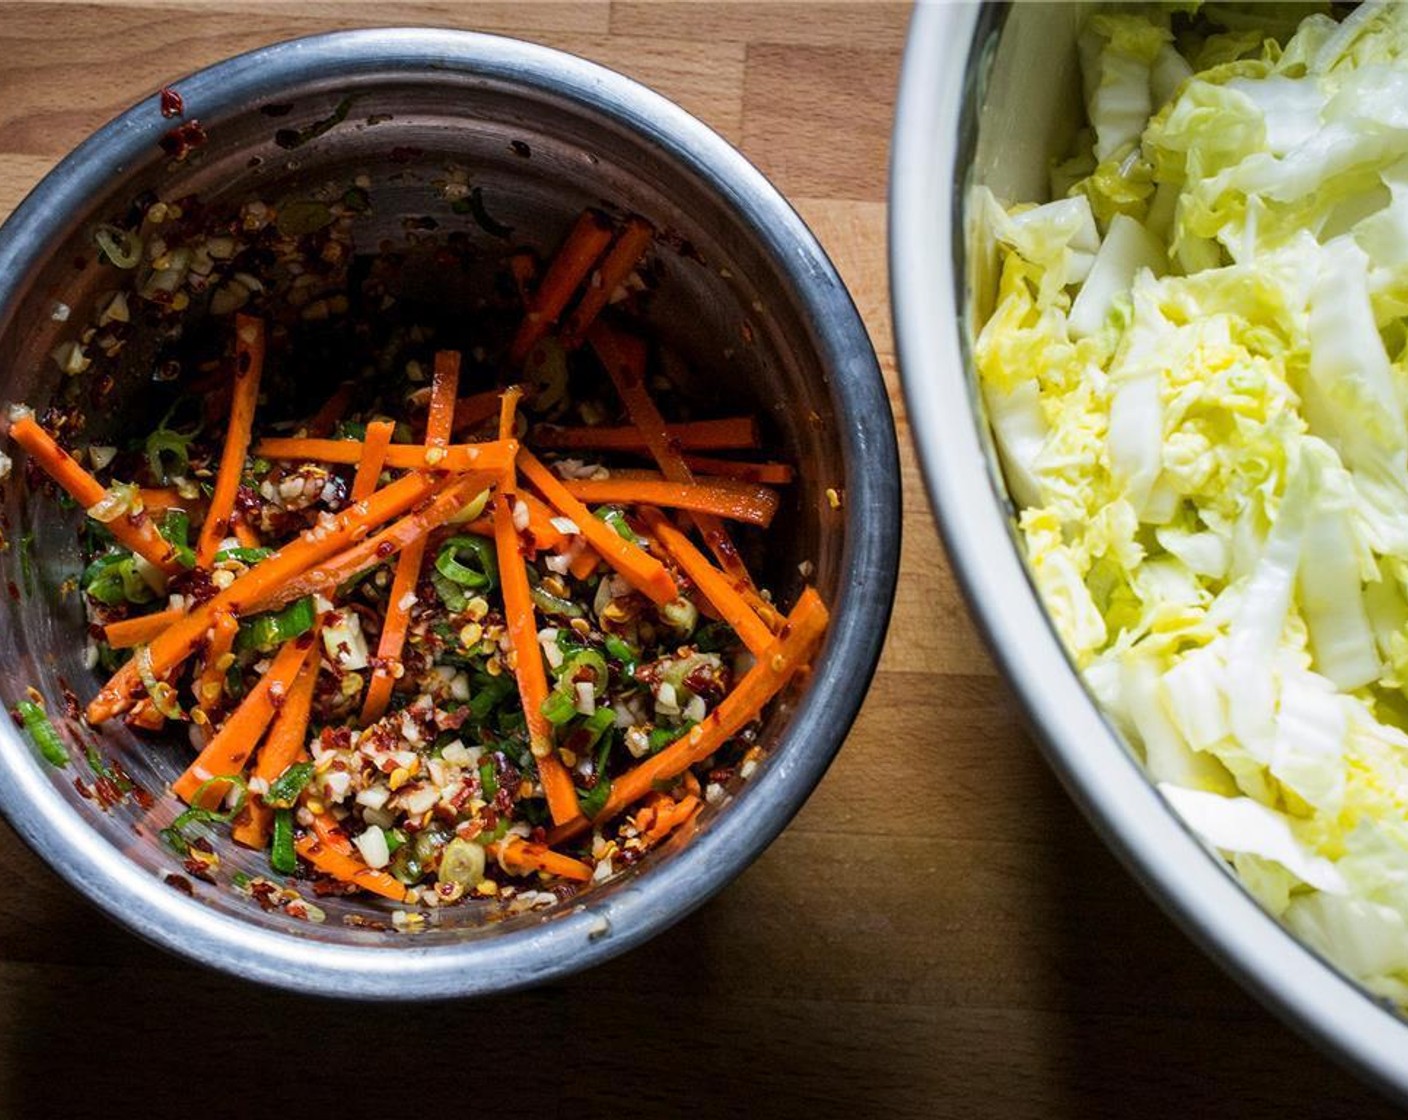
<box><xmin>974</xmin><ymin>2</ymin><xmax>1408</xmax><ymax>1006</ymax></box>
<box><xmin>1079</xmin><ymin>14</ymin><xmax>1170</xmax><ymax>163</ymax></box>
<box><xmin>1158</xmin><ymin>784</ymin><xmax>1348</xmax><ymax>894</ymax></box>
<box><xmin>1069</xmin><ymin>214</ymin><xmax>1166</xmax><ymax>339</ymax></box>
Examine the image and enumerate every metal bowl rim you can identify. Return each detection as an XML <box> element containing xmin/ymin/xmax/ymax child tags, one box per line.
<box><xmin>0</xmin><ymin>27</ymin><xmax>900</xmax><ymax>999</ymax></box>
<box><xmin>890</xmin><ymin>0</ymin><xmax>1408</xmax><ymax>1101</ymax></box>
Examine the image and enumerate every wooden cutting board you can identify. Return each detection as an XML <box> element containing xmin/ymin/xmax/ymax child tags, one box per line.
<box><xmin>0</xmin><ymin>3</ymin><xmax>1395</xmax><ymax>1117</ymax></box>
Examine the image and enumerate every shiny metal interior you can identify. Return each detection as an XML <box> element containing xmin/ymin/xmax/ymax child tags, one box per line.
<box><xmin>0</xmin><ymin>30</ymin><xmax>898</xmax><ymax>996</ymax></box>
<box><xmin>892</xmin><ymin>0</ymin><xmax>1408</xmax><ymax>1103</ymax></box>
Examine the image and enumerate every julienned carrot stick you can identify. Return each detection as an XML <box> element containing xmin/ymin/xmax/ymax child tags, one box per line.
<box><xmin>193</xmin><ymin>609</ymin><xmax>239</xmax><ymax>714</ymax></box>
<box><xmin>172</xmin><ymin>634</ymin><xmax>315</xmax><ymax>808</ymax></box>
<box><xmin>514</xmin><ymin>491</ymin><xmax>571</xmax><ymax>553</ymax></box>
<box><xmin>496</xmin><ymin>497</ymin><xmax>580</xmax><ymax>827</ymax></box>
<box><xmin>561</xmin><ymin>216</ymin><xmax>654</xmax><ymax>346</ymax></box>
<box><xmin>351</xmin><ymin>419</ymin><xmax>395</xmax><ymax>502</ymax></box>
<box><xmin>425</xmin><ymin>358</ymin><xmax>459</xmax><ymax>444</ymax></box>
<box><xmin>231</xmin><ymin>515</ymin><xmax>262</xmax><ymax>549</ymax></box>
<box><xmin>452</xmin><ymin>389</ymin><xmax>503</xmax><ymax>436</ymax></box>
<box><xmin>640</xmin><ymin>508</ymin><xmax>774</xmax><ymax>657</ymax></box>
<box><xmin>295</xmin><ymin>832</ymin><xmax>408</xmax><ymax>902</ymax></box>
<box><xmin>550</xmin><ymin>587</ymin><xmax>828</xmax><ymax>844</ymax></box>
<box><xmin>251</xmin><ymin>657</ymin><xmax>319</xmax><ymax>787</ymax></box>
<box><xmin>608</xmin><ymin>466</ymin><xmax>792</xmax><ymax>487</ymax></box>
<box><xmin>518</xmin><ymin>450</ymin><xmax>678</xmax><ymax>606</ymax></box>
<box><xmin>490</xmin><ymin>838</ymin><xmax>593</xmax><ymax>882</ymax></box>
<box><xmin>127</xmin><ymin>698</ymin><xmax>167</xmax><ymax>732</ymax></box>
<box><xmin>560</xmin><ymin>477</ymin><xmax>779</xmax><ymax>527</ymax></box>
<box><xmin>139</xmin><ymin>488</ymin><xmax>199</xmax><ymax>514</ymax></box>
<box><xmin>7</xmin><ymin>416</ymin><xmax>181</xmax><ymax>574</ymax></box>
<box><xmin>590</xmin><ymin>321</ymin><xmax>769</xmax><ymax>611</ymax></box>
<box><xmin>231</xmin><ymin>656</ymin><xmax>318</xmax><ymax>849</ymax></box>
<box><xmin>361</xmin><ymin>351</ymin><xmax>461</xmax><ymax>725</ymax></box>
<box><xmin>103</xmin><ymin>608</ymin><xmax>185</xmax><ymax>650</ymax></box>
<box><xmin>497</xmin><ymin>387</ymin><xmax>521</xmax><ymax>483</ymax></box>
<box><xmin>510</xmin><ymin>208</ymin><xmax>615</xmax><ymax>365</ymax></box>
<box><xmin>633</xmin><ymin>791</ymin><xmax>703</xmax><ymax>847</ymax></box>
<box><xmin>86</xmin><ymin>467</ymin><xmax>467</xmax><ymax>723</ymax></box>
<box><xmin>230</xmin><ymin>796</ymin><xmax>272</xmax><ymax>852</ymax></box>
<box><xmin>252</xmin><ymin>437</ymin><xmax>514</xmax><ymax>474</ymax></box>
<box><xmin>305</xmin><ymin>381</ymin><xmax>356</xmax><ymax>438</ymax></box>
<box><xmin>568</xmin><ymin>546</ymin><xmax>600</xmax><ymax>581</ymax></box>
<box><xmin>679</xmin><ymin>456</ymin><xmax>794</xmax><ymax>485</ymax></box>
<box><xmin>196</xmin><ymin>314</ymin><xmax>265</xmax><ymax>567</ymax></box>
<box><xmin>250</xmin><ymin>472</ymin><xmax>494</xmax><ymax>613</ymax></box>
<box><xmin>301</xmin><ymin>814</ymin><xmax>409</xmax><ymax>902</ymax></box>
<box><xmin>491</xmin><ymin>388</ymin><xmax>581</xmax><ymax>827</ymax></box>
<box><xmin>533</xmin><ymin>417</ymin><xmax>760</xmax><ymax>453</ymax></box>
<box><xmin>467</xmin><ymin>497</ymin><xmax>576</xmax><ymax>556</ymax></box>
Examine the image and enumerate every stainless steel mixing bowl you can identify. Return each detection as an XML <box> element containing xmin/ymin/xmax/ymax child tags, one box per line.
<box><xmin>891</xmin><ymin>2</ymin><xmax>1408</xmax><ymax>1101</ymax></box>
<box><xmin>0</xmin><ymin>29</ymin><xmax>899</xmax><ymax>997</ymax></box>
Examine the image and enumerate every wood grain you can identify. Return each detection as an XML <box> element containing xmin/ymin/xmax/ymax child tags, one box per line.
<box><xmin>0</xmin><ymin>2</ymin><xmax>1397</xmax><ymax>1117</ymax></box>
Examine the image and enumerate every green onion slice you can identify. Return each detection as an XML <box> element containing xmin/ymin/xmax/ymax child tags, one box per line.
<box><xmin>16</xmin><ymin>700</ymin><xmax>69</xmax><ymax>767</ymax></box>
<box><xmin>265</xmin><ymin>760</ymin><xmax>315</xmax><ymax>809</ymax></box>
<box><xmin>434</xmin><ymin>535</ymin><xmax>498</xmax><ymax>593</ymax></box>
<box><xmin>236</xmin><ymin>596</ymin><xmax>316</xmax><ymax>653</ymax></box>
<box><xmin>159</xmin><ymin>775</ymin><xmax>247</xmax><ymax>856</ymax></box>
<box><xmin>269</xmin><ymin>808</ymin><xmax>297</xmax><ymax>875</ymax></box>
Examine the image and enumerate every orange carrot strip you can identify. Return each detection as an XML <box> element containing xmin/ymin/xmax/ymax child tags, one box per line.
<box><xmin>8</xmin><ymin>416</ymin><xmax>181</xmax><ymax>574</ymax></box>
<box><xmin>609</xmin><ymin>465</ymin><xmax>796</xmax><ymax>490</ymax></box>
<box><xmin>230</xmin><ymin>800</ymin><xmax>271</xmax><ymax>851</ymax></box>
<box><xmin>361</xmin><ymin>351</ymin><xmax>461</xmax><ymax>724</ymax></box>
<box><xmin>493</xmin><ymin>388</ymin><xmax>581</xmax><ymax>827</ymax></box>
<box><xmin>634</xmin><ymin>791</ymin><xmax>703</xmax><ymax>847</ymax></box>
<box><xmin>640</xmin><ymin>507</ymin><xmax>774</xmax><ymax>657</ymax></box>
<box><xmin>560</xmin><ymin>477</ymin><xmax>778</xmax><ymax>527</ymax></box>
<box><xmin>591</xmin><ymin>322</ymin><xmax>769</xmax><ymax>612</ymax></box>
<box><xmin>451</xmin><ymin>389</ymin><xmax>504</xmax><ymax>437</ymax></box>
<box><xmin>306</xmin><ymin>381</ymin><xmax>356</xmax><ymax>438</ymax></box>
<box><xmin>252</xmin><ymin>436</ymin><xmax>513</xmax><ymax>474</ymax></box>
<box><xmin>551</xmin><ymin>587</ymin><xmax>828</xmax><ymax>843</ymax></box>
<box><xmin>497</xmin><ymin>495</ymin><xmax>580</xmax><ymax>827</ymax></box>
<box><xmin>510</xmin><ymin>208</ymin><xmax>615</xmax><ymax>365</ymax></box>
<box><xmin>139</xmin><ymin>487</ymin><xmax>199</xmax><ymax>514</ymax></box>
<box><xmin>172</xmin><ymin>635</ymin><xmax>315</xmax><ymax>808</ymax></box>
<box><xmin>86</xmin><ymin>467</ymin><xmax>467</xmax><ymax>723</ymax></box>
<box><xmin>193</xmin><ymin>609</ymin><xmax>239</xmax><ymax>715</ymax></box>
<box><xmin>231</xmin><ymin>515</ymin><xmax>262</xmax><ymax>549</ymax></box>
<box><xmin>312</xmin><ymin>810</ymin><xmax>354</xmax><ymax>853</ymax></box>
<box><xmin>679</xmin><ymin>456</ymin><xmax>794</xmax><ymax>485</ymax></box>
<box><xmin>456</xmin><ymin>493</ymin><xmax>577</xmax><ymax>557</ymax></box>
<box><xmin>251</xmin><ymin>472</ymin><xmax>495</xmax><ymax>613</ymax></box>
<box><xmin>464</xmin><ymin>507</ymin><xmax>581</xmax><ymax>562</ymax></box>
<box><xmin>351</xmin><ymin>419</ymin><xmax>395</xmax><ymax>502</ymax></box>
<box><xmin>425</xmin><ymin>363</ymin><xmax>459</xmax><ymax>444</ymax></box>
<box><xmin>295</xmin><ymin>833</ymin><xmax>408</xmax><ymax>902</ymax></box>
<box><xmin>251</xmin><ymin>657</ymin><xmax>319</xmax><ymax>787</ymax></box>
<box><xmin>126</xmin><ymin>698</ymin><xmax>167</xmax><ymax>732</ymax></box>
<box><xmin>497</xmin><ymin>387</ymin><xmax>521</xmax><ymax>468</ymax></box>
<box><xmin>518</xmin><ymin>450</ymin><xmax>678</xmax><ymax>606</ymax></box>
<box><xmin>231</xmin><ymin>657</ymin><xmax>318</xmax><ymax>849</ymax></box>
<box><xmin>515</xmin><ymin>491</ymin><xmax>570</xmax><ymax>553</ymax></box>
<box><xmin>568</xmin><ymin>547</ymin><xmax>600</xmax><ymax>581</ymax></box>
<box><xmin>533</xmin><ymin>417</ymin><xmax>759</xmax><ymax>453</ymax></box>
<box><xmin>561</xmin><ymin>216</ymin><xmax>654</xmax><ymax>346</ymax></box>
<box><xmin>490</xmin><ymin>838</ymin><xmax>593</xmax><ymax>882</ymax></box>
<box><xmin>196</xmin><ymin>314</ymin><xmax>265</xmax><ymax>567</ymax></box>
<box><xmin>103</xmin><ymin>608</ymin><xmax>185</xmax><ymax>650</ymax></box>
